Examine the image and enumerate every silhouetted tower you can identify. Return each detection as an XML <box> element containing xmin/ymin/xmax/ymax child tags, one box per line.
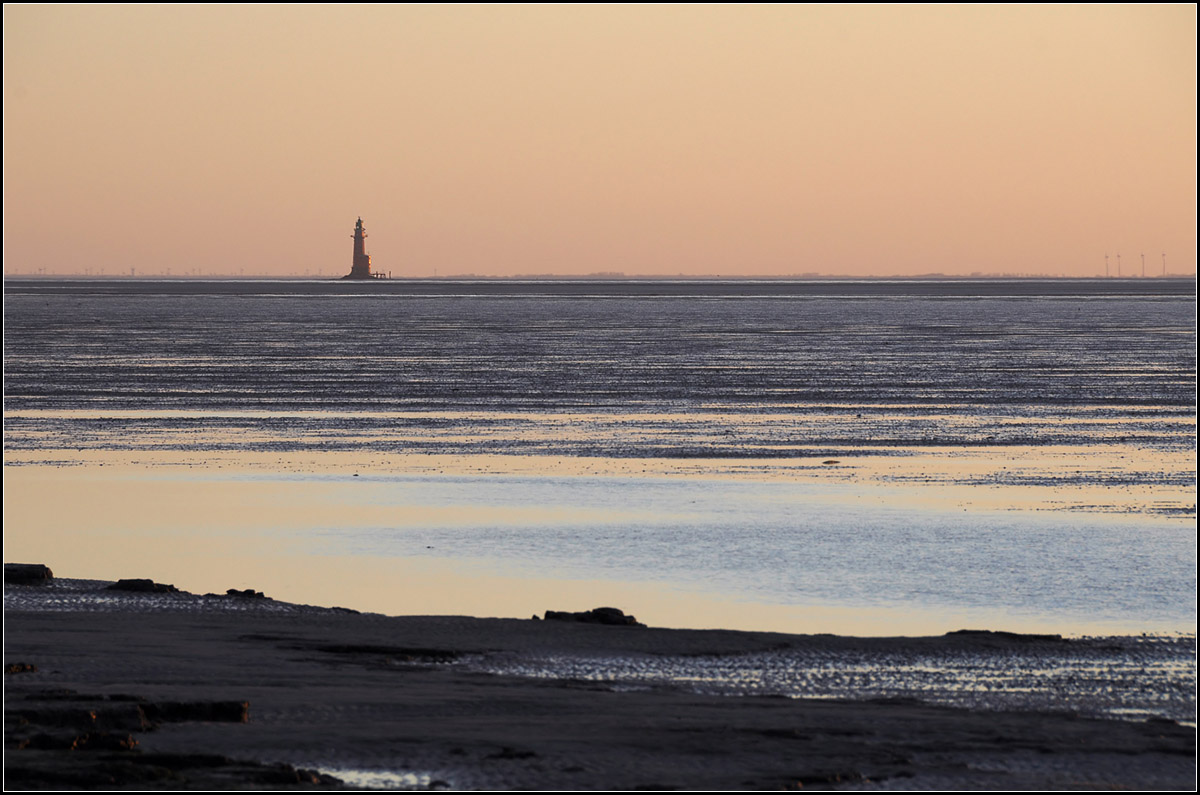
<box><xmin>347</xmin><ymin>217</ymin><xmax>373</xmax><ymax>279</ymax></box>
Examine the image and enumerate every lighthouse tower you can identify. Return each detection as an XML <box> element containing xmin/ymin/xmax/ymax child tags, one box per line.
<box><xmin>345</xmin><ymin>217</ymin><xmax>374</xmax><ymax>279</ymax></box>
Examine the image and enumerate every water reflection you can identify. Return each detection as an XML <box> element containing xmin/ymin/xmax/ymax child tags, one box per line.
<box><xmin>3</xmin><ymin>454</ymin><xmax>1194</xmax><ymax>636</ymax></box>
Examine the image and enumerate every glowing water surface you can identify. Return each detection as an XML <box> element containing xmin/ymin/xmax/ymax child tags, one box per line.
<box><xmin>3</xmin><ymin>279</ymin><xmax>1195</xmax><ymax>636</ymax></box>
<box><xmin>4</xmin><ymin>451</ymin><xmax>1194</xmax><ymax>637</ymax></box>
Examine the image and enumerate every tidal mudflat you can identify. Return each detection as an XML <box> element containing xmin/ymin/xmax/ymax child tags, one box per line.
<box><xmin>4</xmin><ymin>278</ymin><xmax>1196</xmax><ymax>788</ymax></box>
<box><xmin>4</xmin><ymin>576</ymin><xmax>1195</xmax><ymax>790</ymax></box>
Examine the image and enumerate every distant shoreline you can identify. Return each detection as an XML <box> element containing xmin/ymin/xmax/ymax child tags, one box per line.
<box><xmin>4</xmin><ymin>274</ymin><xmax>1197</xmax><ymax>281</ymax></box>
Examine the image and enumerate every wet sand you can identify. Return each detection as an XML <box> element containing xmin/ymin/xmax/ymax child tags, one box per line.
<box><xmin>4</xmin><ymin>579</ymin><xmax>1195</xmax><ymax>790</ymax></box>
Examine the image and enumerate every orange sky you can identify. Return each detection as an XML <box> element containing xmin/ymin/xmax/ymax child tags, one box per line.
<box><xmin>4</xmin><ymin>5</ymin><xmax>1195</xmax><ymax>277</ymax></box>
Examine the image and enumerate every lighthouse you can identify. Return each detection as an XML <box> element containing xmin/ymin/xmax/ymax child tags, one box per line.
<box><xmin>344</xmin><ymin>217</ymin><xmax>377</xmax><ymax>279</ymax></box>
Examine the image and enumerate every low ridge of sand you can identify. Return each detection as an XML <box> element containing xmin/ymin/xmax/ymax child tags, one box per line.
<box><xmin>4</xmin><ymin>576</ymin><xmax>1195</xmax><ymax>790</ymax></box>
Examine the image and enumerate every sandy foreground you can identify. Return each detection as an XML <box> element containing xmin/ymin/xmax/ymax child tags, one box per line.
<box><xmin>3</xmin><ymin>577</ymin><xmax>1196</xmax><ymax>791</ymax></box>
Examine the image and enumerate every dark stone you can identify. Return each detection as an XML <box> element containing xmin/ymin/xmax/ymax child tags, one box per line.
<box><xmin>95</xmin><ymin>705</ymin><xmax>154</xmax><ymax>733</ymax></box>
<box><xmin>74</xmin><ymin>732</ymin><xmax>140</xmax><ymax>751</ymax></box>
<box><xmin>20</xmin><ymin>731</ymin><xmax>138</xmax><ymax>752</ymax></box>
<box><xmin>543</xmin><ymin>607</ymin><xmax>646</xmax><ymax>627</ymax></box>
<box><xmin>9</xmin><ymin>702</ymin><xmax>153</xmax><ymax>734</ymax></box>
<box><xmin>17</xmin><ymin>733</ymin><xmax>83</xmax><ymax>751</ymax></box>
<box><xmin>226</xmin><ymin>588</ymin><xmax>266</xmax><ymax>599</ymax></box>
<box><xmin>10</xmin><ymin>707</ymin><xmax>98</xmax><ymax>731</ymax></box>
<box><xmin>4</xmin><ymin>563</ymin><xmax>53</xmax><ymax>585</ymax></box>
<box><xmin>105</xmin><ymin>579</ymin><xmax>180</xmax><ymax>594</ymax></box>
<box><xmin>946</xmin><ymin>629</ymin><xmax>1064</xmax><ymax>642</ymax></box>
<box><xmin>4</xmin><ymin>688</ymin><xmax>341</xmax><ymax>790</ymax></box>
<box><xmin>4</xmin><ymin>750</ymin><xmax>346</xmax><ymax>789</ymax></box>
<box><xmin>251</xmin><ymin>763</ymin><xmax>342</xmax><ymax>785</ymax></box>
<box><xmin>789</xmin><ymin>771</ymin><xmax>866</xmax><ymax>786</ymax></box>
<box><xmin>5</xmin><ymin>663</ymin><xmax>38</xmax><ymax>675</ymax></box>
<box><xmin>140</xmin><ymin>701</ymin><xmax>250</xmax><ymax>724</ymax></box>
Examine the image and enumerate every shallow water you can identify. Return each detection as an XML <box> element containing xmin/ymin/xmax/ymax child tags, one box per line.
<box><xmin>3</xmin><ymin>278</ymin><xmax>1196</xmax><ymax>636</ymax></box>
<box><xmin>470</xmin><ymin>636</ymin><xmax>1197</xmax><ymax>723</ymax></box>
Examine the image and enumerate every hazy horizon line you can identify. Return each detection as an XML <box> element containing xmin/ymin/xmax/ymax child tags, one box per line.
<box><xmin>5</xmin><ymin>273</ymin><xmax>1196</xmax><ymax>282</ymax></box>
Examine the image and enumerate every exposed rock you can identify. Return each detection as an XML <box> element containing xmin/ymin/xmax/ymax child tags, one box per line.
<box><xmin>946</xmin><ymin>629</ymin><xmax>1064</xmax><ymax>642</ymax></box>
<box><xmin>105</xmin><ymin>579</ymin><xmax>180</xmax><ymax>594</ymax></box>
<box><xmin>4</xmin><ymin>563</ymin><xmax>54</xmax><ymax>585</ymax></box>
<box><xmin>544</xmin><ymin>607</ymin><xmax>646</xmax><ymax>627</ymax></box>
<box><xmin>9</xmin><ymin>706</ymin><xmax>99</xmax><ymax>731</ymax></box>
<box><xmin>94</xmin><ymin>704</ymin><xmax>155</xmax><ymax>733</ymax></box>
<box><xmin>3</xmin><ymin>750</ymin><xmax>344</xmax><ymax>789</ymax></box>
<box><xmin>226</xmin><ymin>588</ymin><xmax>267</xmax><ymax>599</ymax></box>
<box><xmin>18</xmin><ymin>731</ymin><xmax>138</xmax><ymax>752</ymax></box>
<box><xmin>140</xmin><ymin>701</ymin><xmax>250</xmax><ymax>724</ymax></box>
<box><xmin>4</xmin><ymin>685</ymin><xmax>342</xmax><ymax>789</ymax></box>
<box><xmin>75</xmin><ymin>731</ymin><xmax>141</xmax><ymax>751</ymax></box>
<box><xmin>780</xmin><ymin>770</ymin><xmax>866</xmax><ymax>788</ymax></box>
